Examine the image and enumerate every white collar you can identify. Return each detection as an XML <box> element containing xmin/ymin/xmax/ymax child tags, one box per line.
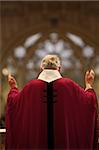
<box><xmin>38</xmin><ymin>69</ymin><xmax>62</xmax><ymax>83</ymax></box>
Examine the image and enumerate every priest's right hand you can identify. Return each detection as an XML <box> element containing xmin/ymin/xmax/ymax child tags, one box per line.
<box><xmin>8</xmin><ymin>74</ymin><xmax>17</xmax><ymax>89</ymax></box>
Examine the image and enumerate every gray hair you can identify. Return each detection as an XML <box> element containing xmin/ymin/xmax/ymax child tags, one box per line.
<box><xmin>41</xmin><ymin>55</ymin><xmax>61</xmax><ymax>69</ymax></box>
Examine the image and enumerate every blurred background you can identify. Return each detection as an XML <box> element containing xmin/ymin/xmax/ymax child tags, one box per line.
<box><xmin>0</xmin><ymin>1</ymin><xmax>99</xmax><ymax>149</ymax></box>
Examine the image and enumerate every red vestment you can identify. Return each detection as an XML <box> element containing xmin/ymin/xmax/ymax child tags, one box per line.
<box><xmin>5</xmin><ymin>78</ymin><xmax>97</xmax><ymax>149</ymax></box>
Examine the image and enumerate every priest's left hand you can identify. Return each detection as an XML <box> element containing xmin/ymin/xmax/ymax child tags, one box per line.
<box><xmin>85</xmin><ymin>69</ymin><xmax>95</xmax><ymax>90</ymax></box>
<box><xmin>8</xmin><ymin>74</ymin><xmax>17</xmax><ymax>89</ymax></box>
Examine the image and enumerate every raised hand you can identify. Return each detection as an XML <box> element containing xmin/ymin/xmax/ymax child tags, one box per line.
<box><xmin>85</xmin><ymin>69</ymin><xmax>95</xmax><ymax>90</ymax></box>
<box><xmin>8</xmin><ymin>74</ymin><xmax>17</xmax><ymax>89</ymax></box>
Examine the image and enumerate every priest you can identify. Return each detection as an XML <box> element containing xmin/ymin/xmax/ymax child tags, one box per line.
<box><xmin>6</xmin><ymin>55</ymin><xmax>98</xmax><ymax>149</ymax></box>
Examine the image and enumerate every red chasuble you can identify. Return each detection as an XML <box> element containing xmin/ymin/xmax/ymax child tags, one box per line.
<box><xmin>6</xmin><ymin>78</ymin><xmax>97</xmax><ymax>149</ymax></box>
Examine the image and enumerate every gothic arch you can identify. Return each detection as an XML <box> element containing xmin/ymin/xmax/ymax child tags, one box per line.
<box><xmin>1</xmin><ymin>22</ymin><xmax>98</xmax><ymax>68</ymax></box>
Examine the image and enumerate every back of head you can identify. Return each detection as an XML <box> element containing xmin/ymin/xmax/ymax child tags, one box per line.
<box><xmin>41</xmin><ymin>55</ymin><xmax>61</xmax><ymax>70</ymax></box>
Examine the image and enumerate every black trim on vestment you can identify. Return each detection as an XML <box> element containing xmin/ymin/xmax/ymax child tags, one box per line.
<box><xmin>47</xmin><ymin>82</ymin><xmax>54</xmax><ymax>149</ymax></box>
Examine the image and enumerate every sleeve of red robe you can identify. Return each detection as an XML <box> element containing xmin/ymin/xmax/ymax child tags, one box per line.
<box><xmin>5</xmin><ymin>87</ymin><xmax>20</xmax><ymax>148</ymax></box>
<box><xmin>5</xmin><ymin>85</ymin><xmax>30</xmax><ymax>148</ymax></box>
<box><xmin>67</xmin><ymin>79</ymin><xmax>98</xmax><ymax>149</ymax></box>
